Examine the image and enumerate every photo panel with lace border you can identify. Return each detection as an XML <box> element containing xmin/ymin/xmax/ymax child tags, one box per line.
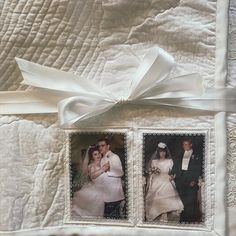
<box><xmin>142</xmin><ymin>132</ymin><xmax>206</xmax><ymax>225</ymax></box>
<box><xmin>64</xmin><ymin>129</ymin><xmax>134</xmax><ymax>226</ymax></box>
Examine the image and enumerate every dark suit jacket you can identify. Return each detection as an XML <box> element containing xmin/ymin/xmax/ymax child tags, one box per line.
<box><xmin>171</xmin><ymin>151</ymin><xmax>202</xmax><ymax>189</ymax></box>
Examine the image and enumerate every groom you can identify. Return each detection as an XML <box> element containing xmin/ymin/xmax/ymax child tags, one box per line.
<box><xmin>171</xmin><ymin>138</ymin><xmax>202</xmax><ymax>223</ymax></box>
<box><xmin>98</xmin><ymin>138</ymin><xmax>125</xmax><ymax>219</ymax></box>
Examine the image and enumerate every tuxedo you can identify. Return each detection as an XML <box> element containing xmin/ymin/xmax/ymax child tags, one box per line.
<box><xmin>101</xmin><ymin>150</ymin><xmax>124</xmax><ymax>202</ymax></box>
<box><xmin>171</xmin><ymin>150</ymin><xmax>202</xmax><ymax>222</ymax></box>
<box><xmin>101</xmin><ymin>150</ymin><xmax>125</xmax><ymax>218</ymax></box>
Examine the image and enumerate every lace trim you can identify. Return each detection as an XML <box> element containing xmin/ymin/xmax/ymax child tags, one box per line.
<box><xmin>227</xmin><ymin>128</ymin><xmax>236</xmax><ymax>207</ymax></box>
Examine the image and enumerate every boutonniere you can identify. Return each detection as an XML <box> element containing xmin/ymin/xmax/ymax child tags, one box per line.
<box><xmin>191</xmin><ymin>154</ymin><xmax>199</xmax><ymax>160</ymax></box>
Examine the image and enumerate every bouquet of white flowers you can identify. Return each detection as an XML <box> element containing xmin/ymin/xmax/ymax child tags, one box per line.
<box><xmin>149</xmin><ymin>166</ymin><xmax>161</xmax><ymax>175</ymax></box>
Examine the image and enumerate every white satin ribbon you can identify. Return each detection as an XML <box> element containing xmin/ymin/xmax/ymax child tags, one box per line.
<box><xmin>0</xmin><ymin>47</ymin><xmax>236</xmax><ymax>127</ymax></box>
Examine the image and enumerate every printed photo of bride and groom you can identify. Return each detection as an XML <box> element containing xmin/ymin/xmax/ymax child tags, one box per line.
<box><xmin>70</xmin><ymin>133</ymin><xmax>127</xmax><ymax>220</ymax></box>
<box><xmin>143</xmin><ymin>134</ymin><xmax>205</xmax><ymax>224</ymax></box>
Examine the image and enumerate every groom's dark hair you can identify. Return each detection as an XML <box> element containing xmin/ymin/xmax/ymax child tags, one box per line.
<box><xmin>97</xmin><ymin>137</ymin><xmax>110</xmax><ymax>145</ymax></box>
<box><xmin>182</xmin><ymin>137</ymin><xmax>193</xmax><ymax>144</ymax></box>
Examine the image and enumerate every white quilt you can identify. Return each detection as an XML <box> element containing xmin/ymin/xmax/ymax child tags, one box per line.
<box><xmin>0</xmin><ymin>0</ymin><xmax>235</xmax><ymax>235</ymax></box>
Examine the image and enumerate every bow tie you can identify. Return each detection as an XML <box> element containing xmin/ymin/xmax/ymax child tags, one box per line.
<box><xmin>0</xmin><ymin>47</ymin><xmax>236</xmax><ymax>127</ymax></box>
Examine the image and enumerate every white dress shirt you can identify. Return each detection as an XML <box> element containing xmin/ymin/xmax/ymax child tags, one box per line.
<box><xmin>101</xmin><ymin>151</ymin><xmax>125</xmax><ymax>202</ymax></box>
<box><xmin>181</xmin><ymin>150</ymin><xmax>193</xmax><ymax>170</ymax></box>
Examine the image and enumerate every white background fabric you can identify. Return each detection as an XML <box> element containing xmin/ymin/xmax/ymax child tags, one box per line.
<box><xmin>0</xmin><ymin>0</ymin><xmax>234</xmax><ymax>235</ymax></box>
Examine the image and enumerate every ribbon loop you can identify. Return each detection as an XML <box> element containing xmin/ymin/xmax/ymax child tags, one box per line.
<box><xmin>128</xmin><ymin>47</ymin><xmax>175</xmax><ymax>100</ymax></box>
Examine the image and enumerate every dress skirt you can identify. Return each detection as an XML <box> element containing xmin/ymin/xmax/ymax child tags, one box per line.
<box><xmin>145</xmin><ymin>171</ymin><xmax>184</xmax><ymax>221</ymax></box>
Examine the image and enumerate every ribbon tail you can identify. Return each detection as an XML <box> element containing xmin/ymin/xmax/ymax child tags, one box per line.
<box><xmin>0</xmin><ymin>90</ymin><xmax>71</xmax><ymax>115</ymax></box>
<box><xmin>139</xmin><ymin>87</ymin><xmax>236</xmax><ymax>113</ymax></box>
<box><xmin>175</xmin><ymin>87</ymin><xmax>236</xmax><ymax>112</ymax></box>
<box><xmin>58</xmin><ymin>96</ymin><xmax>115</xmax><ymax>127</ymax></box>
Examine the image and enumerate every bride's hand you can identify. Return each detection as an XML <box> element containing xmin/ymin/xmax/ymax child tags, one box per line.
<box><xmin>169</xmin><ymin>175</ymin><xmax>175</xmax><ymax>181</ymax></box>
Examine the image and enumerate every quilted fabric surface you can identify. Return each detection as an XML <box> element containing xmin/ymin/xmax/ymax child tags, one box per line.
<box><xmin>0</xmin><ymin>0</ymin><xmax>234</xmax><ymax>234</ymax></box>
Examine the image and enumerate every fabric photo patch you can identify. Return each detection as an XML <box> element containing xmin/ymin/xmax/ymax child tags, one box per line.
<box><xmin>143</xmin><ymin>133</ymin><xmax>205</xmax><ymax>225</ymax></box>
<box><xmin>69</xmin><ymin>132</ymin><xmax>128</xmax><ymax>221</ymax></box>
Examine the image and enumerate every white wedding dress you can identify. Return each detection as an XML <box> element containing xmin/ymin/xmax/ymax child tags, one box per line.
<box><xmin>72</xmin><ymin>165</ymin><xmax>105</xmax><ymax>218</ymax></box>
<box><xmin>145</xmin><ymin>159</ymin><xmax>184</xmax><ymax>221</ymax></box>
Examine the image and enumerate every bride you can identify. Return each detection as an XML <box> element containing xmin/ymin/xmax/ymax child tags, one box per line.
<box><xmin>145</xmin><ymin>142</ymin><xmax>184</xmax><ymax>222</ymax></box>
<box><xmin>72</xmin><ymin>146</ymin><xmax>107</xmax><ymax>218</ymax></box>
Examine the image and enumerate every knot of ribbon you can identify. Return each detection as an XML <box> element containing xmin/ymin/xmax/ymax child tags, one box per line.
<box><xmin>0</xmin><ymin>47</ymin><xmax>235</xmax><ymax>127</ymax></box>
<box><xmin>116</xmin><ymin>97</ymin><xmax>129</xmax><ymax>105</ymax></box>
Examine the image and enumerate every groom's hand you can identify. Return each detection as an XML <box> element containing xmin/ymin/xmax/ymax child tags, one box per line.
<box><xmin>102</xmin><ymin>162</ymin><xmax>110</xmax><ymax>172</ymax></box>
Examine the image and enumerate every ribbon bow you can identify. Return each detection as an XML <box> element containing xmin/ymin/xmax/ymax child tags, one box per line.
<box><xmin>0</xmin><ymin>47</ymin><xmax>236</xmax><ymax>127</ymax></box>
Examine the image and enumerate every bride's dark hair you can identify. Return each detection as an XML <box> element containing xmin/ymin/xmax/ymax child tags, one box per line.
<box><xmin>155</xmin><ymin>146</ymin><xmax>171</xmax><ymax>159</ymax></box>
<box><xmin>82</xmin><ymin>145</ymin><xmax>99</xmax><ymax>176</ymax></box>
<box><xmin>88</xmin><ymin>145</ymin><xmax>99</xmax><ymax>164</ymax></box>
<box><xmin>145</xmin><ymin>143</ymin><xmax>171</xmax><ymax>174</ymax></box>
